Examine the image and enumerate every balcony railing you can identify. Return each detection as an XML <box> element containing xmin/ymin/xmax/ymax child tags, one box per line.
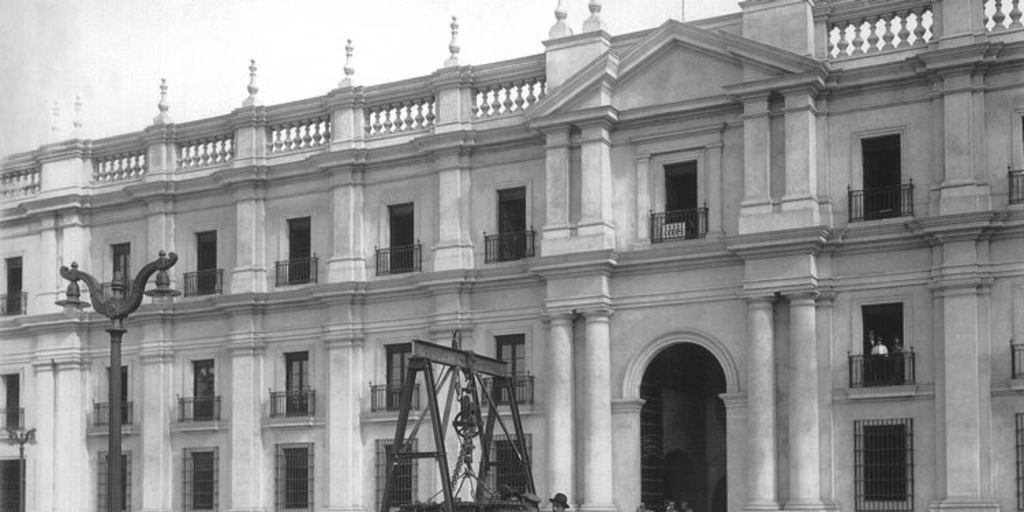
<box><xmin>1</xmin><ymin>408</ymin><xmax>24</xmax><ymax>430</ymax></box>
<box><xmin>848</xmin><ymin>182</ymin><xmax>914</xmax><ymax>222</ymax></box>
<box><xmin>275</xmin><ymin>256</ymin><xmax>318</xmax><ymax>286</ymax></box>
<box><xmin>849</xmin><ymin>351</ymin><xmax>916</xmax><ymax>388</ymax></box>
<box><xmin>93</xmin><ymin>401</ymin><xmax>134</xmax><ymax>426</ymax></box>
<box><xmin>375</xmin><ymin>244</ymin><xmax>422</xmax><ymax>276</ymax></box>
<box><xmin>184</xmin><ymin>269</ymin><xmax>223</xmax><ymax>296</ymax></box>
<box><xmin>1010</xmin><ymin>169</ymin><xmax>1024</xmax><ymax>204</ymax></box>
<box><xmin>482</xmin><ymin>373</ymin><xmax>535</xmax><ymax>405</ymax></box>
<box><xmin>1</xmin><ymin>292</ymin><xmax>27</xmax><ymax>315</ymax></box>
<box><xmin>485</xmin><ymin>230</ymin><xmax>536</xmax><ymax>263</ymax></box>
<box><xmin>1013</xmin><ymin>340</ymin><xmax>1024</xmax><ymax>379</ymax></box>
<box><xmin>650</xmin><ymin>206</ymin><xmax>708</xmax><ymax>243</ymax></box>
<box><xmin>370</xmin><ymin>383</ymin><xmax>420</xmax><ymax>412</ymax></box>
<box><xmin>269</xmin><ymin>389</ymin><xmax>316</xmax><ymax>418</ymax></box>
<box><xmin>178</xmin><ymin>395</ymin><xmax>221</xmax><ymax>422</ymax></box>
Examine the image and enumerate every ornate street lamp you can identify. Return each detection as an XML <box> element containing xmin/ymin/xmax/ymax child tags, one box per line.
<box><xmin>56</xmin><ymin>250</ymin><xmax>179</xmax><ymax>512</ymax></box>
<box><xmin>5</xmin><ymin>426</ymin><xmax>36</xmax><ymax>512</ymax></box>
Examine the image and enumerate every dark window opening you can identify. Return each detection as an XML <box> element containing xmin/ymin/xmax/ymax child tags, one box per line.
<box><xmin>187</xmin><ymin>231</ymin><xmax>222</xmax><ymax>296</ymax></box>
<box><xmin>276</xmin><ymin>444</ymin><xmax>314</xmax><ymax>512</ymax></box>
<box><xmin>0</xmin><ymin>460</ymin><xmax>20</xmax><ymax>512</ymax></box>
<box><xmin>4</xmin><ymin>257</ymin><xmax>23</xmax><ymax>315</ymax></box>
<box><xmin>196</xmin><ymin>232</ymin><xmax>217</xmax><ymax>270</ymax></box>
<box><xmin>863</xmin><ymin>304</ymin><xmax>904</xmax><ymax>355</ymax></box>
<box><xmin>112</xmin><ymin>243</ymin><xmax>131</xmax><ymax>283</ymax></box>
<box><xmin>498</xmin><ymin>188</ymin><xmax>527</xmax><ymax>234</ymax></box>
<box><xmin>389</xmin><ymin>204</ymin><xmax>415</xmax><ymax>248</ymax></box>
<box><xmin>854</xmin><ymin>419</ymin><xmax>913</xmax><ymax>511</ymax></box>
<box><xmin>284</xmin><ymin>218</ymin><xmax>314</xmax><ymax>285</ymax></box>
<box><xmin>192</xmin><ymin>360</ymin><xmax>215</xmax><ymax>420</ymax></box>
<box><xmin>386</xmin><ymin>344</ymin><xmax>412</xmax><ymax>410</ymax></box>
<box><xmin>488</xmin><ymin>435</ymin><xmax>532</xmax><ymax>494</ymax></box>
<box><xmin>288</xmin><ymin>218</ymin><xmax>311</xmax><ymax>260</ymax></box>
<box><xmin>1016</xmin><ymin>413</ymin><xmax>1024</xmax><ymax>511</ymax></box>
<box><xmin>284</xmin><ymin>352</ymin><xmax>310</xmax><ymax>416</ymax></box>
<box><xmin>183</xmin><ymin>448</ymin><xmax>218</xmax><ymax>512</ymax></box>
<box><xmin>3</xmin><ymin>374</ymin><xmax>20</xmax><ymax>429</ymax></box>
<box><xmin>376</xmin><ymin>439</ymin><xmax>417</xmax><ymax>509</ymax></box>
<box><xmin>861</xmin><ymin>135</ymin><xmax>903</xmax><ymax>220</ymax></box>
<box><xmin>665</xmin><ymin>162</ymin><xmax>698</xmax><ymax>212</ymax></box>
<box><xmin>496</xmin><ymin>334</ymin><xmax>526</xmax><ymax>376</ymax></box>
<box><xmin>98</xmin><ymin>452</ymin><xmax>132</xmax><ymax>512</ymax></box>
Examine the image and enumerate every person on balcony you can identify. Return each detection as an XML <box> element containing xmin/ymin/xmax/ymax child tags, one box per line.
<box><xmin>869</xmin><ymin>331</ymin><xmax>889</xmax><ymax>356</ymax></box>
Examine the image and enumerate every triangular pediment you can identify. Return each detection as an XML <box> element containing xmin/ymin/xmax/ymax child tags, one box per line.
<box><xmin>528</xmin><ymin>20</ymin><xmax>827</xmax><ymax>123</ymax></box>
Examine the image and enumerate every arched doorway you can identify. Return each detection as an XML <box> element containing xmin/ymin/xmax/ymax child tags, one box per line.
<box><xmin>640</xmin><ymin>343</ymin><xmax>726</xmax><ymax>512</ymax></box>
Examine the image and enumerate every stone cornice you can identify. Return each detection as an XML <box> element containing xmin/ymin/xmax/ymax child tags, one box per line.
<box><xmin>528</xmin><ymin>248</ymin><xmax>619</xmax><ymax>280</ymax></box>
<box><xmin>726</xmin><ymin>225</ymin><xmax>832</xmax><ymax>260</ymax></box>
<box><xmin>528</xmin><ymin>105</ymin><xmax>620</xmax><ymax>132</ymax></box>
<box><xmin>412</xmin><ymin>130</ymin><xmax>476</xmax><ymax>156</ymax></box>
<box><xmin>723</xmin><ymin>69</ymin><xmax>831</xmax><ymax>100</ymax></box>
<box><xmin>37</xmin><ymin>139</ymin><xmax>91</xmax><ymax>163</ymax></box>
<box><xmin>904</xmin><ymin>211</ymin><xmax>1010</xmax><ymax>245</ymax></box>
<box><xmin>908</xmin><ymin>42</ymin><xmax>1006</xmax><ymax>80</ymax></box>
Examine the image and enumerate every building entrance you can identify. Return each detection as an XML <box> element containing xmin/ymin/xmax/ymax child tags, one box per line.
<box><xmin>640</xmin><ymin>343</ymin><xmax>726</xmax><ymax>512</ymax></box>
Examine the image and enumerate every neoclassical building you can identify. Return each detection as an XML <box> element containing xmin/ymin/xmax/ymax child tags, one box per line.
<box><xmin>3</xmin><ymin>1</ymin><xmax>1024</xmax><ymax>512</ymax></box>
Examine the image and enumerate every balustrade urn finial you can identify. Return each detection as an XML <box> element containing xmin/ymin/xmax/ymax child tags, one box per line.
<box><xmin>73</xmin><ymin>95</ymin><xmax>83</xmax><ymax>132</ymax></box>
<box><xmin>445</xmin><ymin>16</ymin><xmax>460</xmax><ymax>67</ymax></box>
<box><xmin>153</xmin><ymin>78</ymin><xmax>172</xmax><ymax>125</ymax></box>
<box><xmin>582</xmin><ymin>0</ymin><xmax>606</xmax><ymax>32</ymax></box>
<box><xmin>550</xmin><ymin>0</ymin><xmax>574</xmax><ymax>38</ymax></box>
<box><xmin>340</xmin><ymin>39</ymin><xmax>355</xmax><ymax>87</ymax></box>
<box><xmin>243</xmin><ymin>59</ymin><xmax>262</xmax><ymax>107</ymax></box>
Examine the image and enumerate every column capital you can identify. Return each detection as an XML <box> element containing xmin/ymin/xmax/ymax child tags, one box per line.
<box><xmin>744</xmin><ymin>295</ymin><xmax>776</xmax><ymax>308</ymax></box>
<box><xmin>786</xmin><ymin>290</ymin><xmax>819</xmax><ymax>304</ymax></box>
<box><xmin>580</xmin><ymin>308</ymin><xmax>613</xmax><ymax>321</ymax></box>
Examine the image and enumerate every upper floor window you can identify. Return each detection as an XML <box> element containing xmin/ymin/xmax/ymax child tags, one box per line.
<box><xmin>288</xmin><ymin>218</ymin><xmax>311</xmax><ymax>260</ymax></box>
<box><xmin>496</xmin><ymin>334</ymin><xmax>526</xmax><ymax>376</ymax></box>
<box><xmin>270</xmin><ymin>351</ymin><xmax>314</xmax><ymax>418</ymax></box>
<box><xmin>665</xmin><ymin>161</ymin><xmax>698</xmax><ymax>212</ymax></box>
<box><xmin>389</xmin><ymin>203</ymin><xmax>414</xmax><ymax>248</ymax></box>
<box><xmin>3</xmin><ymin>257</ymin><xmax>24</xmax><ymax>315</ymax></box>
<box><xmin>850</xmin><ymin>303</ymin><xmax>914</xmax><ymax>388</ymax></box>
<box><xmin>486</xmin><ymin>188</ymin><xmax>534</xmax><ymax>263</ymax></box>
<box><xmin>192</xmin><ymin>360</ymin><xmax>217</xmax><ymax>421</ymax></box>
<box><xmin>377</xmin><ymin>203</ymin><xmax>421</xmax><ymax>275</ymax></box>
<box><xmin>2</xmin><ymin>374</ymin><xmax>21</xmax><ymax>430</ymax></box>
<box><xmin>652</xmin><ymin>161</ymin><xmax>707</xmax><ymax>242</ymax></box>
<box><xmin>186</xmin><ymin>231</ymin><xmax>222</xmax><ymax>296</ymax></box>
<box><xmin>112</xmin><ymin>243</ymin><xmax>131</xmax><ymax>283</ymax></box>
<box><xmin>854</xmin><ymin>418</ymin><xmax>913</xmax><ymax>511</ymax></box>
<box><xmin>850</xmin><ymin>134</ymin><xmax>913</xmax><ymax>222</ymax></box>
<box><xmin>278</xmin><ymin>218</ymin><xmax>317</xmax><ymax>285</ymax></box>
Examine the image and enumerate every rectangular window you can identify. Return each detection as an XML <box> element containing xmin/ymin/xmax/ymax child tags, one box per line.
<box><xmin>497</xmin><ymin>188</ymin><xmax>527</xmax><ymax>234</ymax></box>
<box><xmin>275</xmin><ymin>443</ymin><xmax>313</xmax><ymax>512</ymax></box>
<box><xmin>854</xmin><ymin>419</ymin><xmax>913</xmax><ymax>511</ymax></box>
<box><xmin>4</xmin><ymin>257</ymin><xmax>23</xmax><ymax>315</ymax></box>
<box><xmin>376</xmin><ymin>439</ymin><xmax>417</xmax><ymax>510</ymax></box>
<box><xmin>496</xmin><ymin>334</ymin><xmax>526</xmax><ymax>376</ymax></box>
<box><xmin>183</xmin><ymin>448</ymin><xmax>218</xmax><ymax>512</ymax></box>
<box><xmin>1017</xmin><ymin>413</ymin><xmax>1024</xmax><ymax>511</ymax></box>
<box><xmin>858</xmin><ymin>304</ymin><xmax>908</xmax><ymax>387</ymax></box>
<box><xmin>652</xmin><ymin>161</ymin><xmax>706</xmax><ymax>242</ymax></box>
<box><xmin>0</xmin><ymin>459</ymin><xmax>19</xmax><ymax>512</ymax></box>
<box><xmin>665</xmin><ymin>161</ymin><xmax>698</xmax><ymax>212</ymax></box>
<box><xmin>112</xmin><ymin>243</ymin><xmax>131</xmax><ymax>282</ymax></box>
<box><xmin>288</xmin><ymin>218</ymin><xmax>311</xmax><ymax>260</ymax></box>
<box><xmin>98</xmin><ymin>451</ymin><xmax>132</xmax><ymax>512</ymax></box>
<box><xmin>196</xmin><ymin>231</ymin><xmax>217</xmax><ymax>271</ymax></box>
<box><xmin>487</xmin><ymin>434</ymin><xmax>532</xmax><ymax>494</ymax></box>
<box><xmin>188</xmin><ymin>231</ymin><xmax>222</xmax><ymax>296</ymax></box>
<box><xmin>284</xmin><ymin>352</ymin><xmax>310</xmax><ymax>416</ymax></box>
<box><xmin>386</xmin><ymin>344</ymin><xmax>412</xmax><ymax>410</ymax></box>
<box><xmin>861</xmin><ymin>135</ymin><xmax>903</xmax><ymax>220</ymax></box>
<box><xmin>389</xmin><ymin>203</ymin><xmax>415</xmax><ymax>248</ymax></box>
<box><xmin>2</xmin><ymin>374</ymin><xmax>20</xmax><ymax>429</ymax></box>
<box><xmin>193</xmin><ymin>360</ymin><xmax>215</xmax><ymax>420</ymax></box>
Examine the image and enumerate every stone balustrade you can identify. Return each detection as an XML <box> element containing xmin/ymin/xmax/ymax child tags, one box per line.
<box><xmin>0</xmin><ymin>166</ymin><xmax>41</xmax><ymax>198</ymax></box>
<box><xmin>267</xmin><ymin>115</ymin><xmax>332</xmax><ymax>154</ymax></box>
<box><xmin>364</xmin><ymin>96</ymin><xmax>436</xmax><ymax>137</ymax></box>
<box><xmin>824</xmin><ymin>1</ymin><xmax>934</xmax><ymax>59</ymax></box>
<box><xmin>178</xmin><ymin>133</ymin><xmax>235</xmax><ymax>168</ymax></box>
<box><xmin>472</xmin><ymin>76</ymin><xmax>547</xmax><ymax>118</ymax></box>
<box><xmin>984</xmin><ymin>0</ymin><xmax>1024</xmax><ymax>31</ymax></box>
<box><xmin>93</xmin><ymin>149</ymin><xmax>147</xmax><ymax>183</ymax></box>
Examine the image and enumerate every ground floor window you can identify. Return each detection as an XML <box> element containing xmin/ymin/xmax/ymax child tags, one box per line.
<box><xmin>275</xmin><ymin>443</ymin><xmax>313</xmax><ymax>512</ymax></box>
<box><xmin>98</xmin><ymin>451</ymin><xmax>132</xmax><ymax>512</ymax></box>
<box><xmin>854</xmin><ymin>419</ymin><xmax>913</xmax><ymax>511</ymax></box>
<box><xmin>1017</xmin><ymin>413</ymin><xmax>1024</xmax><ymax>510</ymax></box>
<box><xmin>487</xmin><ymin>434</ymin><xmax>532</xmax><ymax>495</ymax></box>
<box><xmin>183</xmin><ymin>448</ymin><xmax>218</xmax><ymax>511</ymax></box>
<box><xmin>376</xmin><ymin>439</ymin><xmax>418</xmax><ymax>511</ymax></box>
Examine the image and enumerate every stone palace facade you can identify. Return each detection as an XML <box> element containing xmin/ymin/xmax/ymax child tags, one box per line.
<box><xmin>3</xmin><ymin>1</ymin><xmax>1024</xmax><ymax>512</ymax></box>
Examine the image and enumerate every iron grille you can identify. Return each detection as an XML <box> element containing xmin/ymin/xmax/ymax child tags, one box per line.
<box><xmin>184</xmin><ymin>269</ymin><xmax>223</xmax><ymax>296</ymax></box>
<box><xmin>275</xmin><ymin>257</ymin><xmax>318</xmax><ymax>286</ymax></box>
<box><xmin>178</xmin><ymin>396</ymin><xmax>221</xmax><ymax>422</ymax></box>
<box><xmin>640</xmin><ymin>381</ymin><xmax>664</xmax><ymax>507</ymax></box>
<box><xmin>854</xmin><ymin>419</ymin><xmax>913</xmax><ymax>511</ymax></box>
<box><xmin>1014</xmin><ymin>340</ymin><xmax>1024</xmax><ymax>379</ymax></box>
<box><xmin>1</xmin><ymin>407</ymin><xmax>23</xmax><ymax>430</ymax></box>
<box><xmin>1011</xmin><ymin>169</ymin><xmax>1024</xmax><ymax>205</ymax></box>
<box><xmin>376</xmin><ymin>439</ymin><xmax>418</xmax><ymax>511</ymax></box>
<box><xmin>183</xmin><ymin>448</ymin><xmax>218</xmax><ymax>512</ymax></box>
<box><xmin>93</xmin><ymin>402</ymin><xmax>134</xmax><ymax>426</ymax></box>
<box><xmin>275</xmin><ymin>443</ymin><xmax>314</xmax><ymax>512</ymax></box>
<box><xmin>848</xmin><ymin>351</ymin><xmax>915</xmax><ymax>388</ymax></box>
<box><xmin>1017</xmin><ymin>413</ymin><xmax>1024</xmax><ymax>511</ymax></box>
<box><xmin>370</xmin><ymin>384</ymin><xmax>420</xmax><ymax>412</ymax></box>
<box><xmin>0</xmin><ymin>292</ymin><xmax>27</xmax><ymax>315</ymax></box>
<box><xmin>848</xmin><ymin>183</ymin><xmax>914</xmax><ymax>222</ymax></box>
<box><xmin>484</xmin><ymin>231</ymin><xmax>536</xmax><ymax>263</ymax></box>
<box><xmin>98</xmin><ymin>451</ymin><xmax>132</xmax><ymax>512</ymax></box>
<box><xmin>270</xmin><ymin>389</ymin><xmax>316</xmax><ymax>418</ymax></box>
<box><xmin>375</xmin><ymin>244</ymin><xmax>422</xmax><ymax>276</ymax></box>
<box><xmin>481</xmin><ymin>374</ymin><xmax>535</xmax><ymax>406</ymax></box>
<box><xmin>649</xmin><ymin>206</ymin><xmax>708</xmax><ymax>243</ymax></box>
<box><xmin>486</xmin><ymin>434</ymin><xmax>532</xmax><ymax>494</ymax></box>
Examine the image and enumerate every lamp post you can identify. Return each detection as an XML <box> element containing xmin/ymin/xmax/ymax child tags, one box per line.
<box><xmin>6</xmin><ymin>426</ymin><xmax>36</xmax><ymax>512</ymax></box>
<box><xmin>56</xmin><ymin>250</ymin><xmax>179</xmax><ymax>512</ymax></box>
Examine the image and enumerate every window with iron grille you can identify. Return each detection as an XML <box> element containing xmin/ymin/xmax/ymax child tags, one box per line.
<box><xmin>376</xmin><ymin>439</ymin><xmax>418</xmax><ymax>511</ymax></box>
<box><xmin>98</xmin><ymin>451</ymin><xmax>132</xmax><ymax>512</ymax></box>
<box><xmin>854</xmin><ymin>419</ymin><xmax>913</xmax><ymax>511</ymax></box>
<box><xmin>183</xmin><ymin>448</ymin><xmax>218</xmax><ymax>511</ymax></box>
<box><xmin>1017</xmin><ymin>413</ymin><xmax>1024</xmax><ymax>510</ymax></box>
<box><xmin>487</xmin><ymin>434</ymin><xmax>532</xmax><ymax>494</ymax></box>
<box><xmin>275</xmin><ymin>443</ymin><xmax>313</xmax><ymax>512</ymax></box>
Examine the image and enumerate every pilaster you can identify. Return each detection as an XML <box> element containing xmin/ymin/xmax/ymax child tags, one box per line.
<box><xmin>327</xmin><ymin>164</ymin><xmax>367</xmax><ymax>282</ymax></box>
<box><xmin>231</xmin><ymin>180</ymin><xmax>269</xmax><ymax>293</ymax></box>
<box><xmin>542</xmin><ymin>127</ymin><xmax>574</xmax><ymax>255</ymax></box>
<box><xmin>780</xmin><ymin>90</ymin><xmax>820</xmax><ymax>227</ymax></box>
<box><xmin>142</xmin><ymin>121</ymin><xmax>177</xmax><ymax>178</ymax></box>
<box><xmin>139</xmin><ymin>343</ymin><xmax>174</xmax><ymax>512</ymax></box>
<box><xmin>739</xmin><ymin>94</ymin><xmax>772</xmax><ymax>234</ymax></box>
<box><xmin>433</xmin><ymin>148</ymin><xmax>474</xmax><ymax>270</ymax></box>
<box><xmin>324</xmin><ymin>334</ymin><xmax>366</xmax><ymax>512</ymax></box>
<box><xmin>576</xmin><ymin>119</ymin><xmax>615</xmax><ymax>250</ymax></box>
<box><xmin>433</xmin><ymin>66</ymin><xmax>475</xmax><ymax>134</ymax></box>
<box><xmin>938</xmin><ymin>69</ymin><xmax>992</xmax><ymax>214</ymax></box>
<box><xmin>35</xmin><ymin>352</ymin><xmax>89</xmax><ymax>512</ymax></box>
<box><xmin>227</xmin><ymin>316</ymin><xmax>267</xmax><ymax>512</ymax></box>
<box><xmin>328</xmin><ymin>87</ymin><xmax>366</xmax><ymax>152</ymax></box>
<box><xmin>231</xmin><ymin>106</ymin><xmax>268</xmax><ymax>168</ymax></box>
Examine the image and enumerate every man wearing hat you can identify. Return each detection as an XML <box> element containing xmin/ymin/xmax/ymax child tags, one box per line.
<box><xmin>550</xmin><ymin>493</ymin><xmax>570</xmax><ymax>512</ymax></box>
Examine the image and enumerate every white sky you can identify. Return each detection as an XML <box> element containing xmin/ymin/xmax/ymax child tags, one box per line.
<box><xmin>0</xmin><ymin>0</ymin><xmax>741</xmax><ymax>159</ymax></box>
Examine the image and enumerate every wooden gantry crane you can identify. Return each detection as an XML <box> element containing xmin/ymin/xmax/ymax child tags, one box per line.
<box><xmin>379</xmin><ymin>338</ymin><xmax>537</xmax><ymax>512</ymax></box>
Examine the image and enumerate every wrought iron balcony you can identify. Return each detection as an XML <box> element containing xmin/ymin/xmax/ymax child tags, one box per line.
<box><xmin>482</xmin><ymin>373</ymin><xmax>535</xmax><ymax>405</ymax></box>
<box><xmin>1013</xmin><ymin>340</ymin><xmax>1024</xmax><ymax>379</ymax></box>
<box><xmin>184</xmin><ymin>269</ymin><xmax>223</xmax><ymax>296</ymax></box>
<box><xmin>484</xmin><ymin>230</ymin><xmax>536</xmax><ymax>263</ymax></box>
<box><xmin>848</xmin><ymin>183</ymin><xmax>914</xmax><ymax>222</ymax></box>
<box><xmin>1010</xmin><ymin>169</ymin><xmax>1024</xmax><ymax>205</ymax></box>
<box><xmin>650</xmin><ymin>206</ymin><xmax>708</xmax><ymax>243</ymax></box>
<box><xmin>849</xmin><ymin>350</ymin><xmax>916</xmax><ymax>388</ymax></box>
<box><xmin>93</xmin><ymin>401</ymin><xmax>134</xmax><ymax>426</ymax></box>
<box><xmin>0</xmin><ymin>292</ymin><xmax>26</xmax><ymax>315</ymax></box>
<box><xmin>370</xmin><ymin>383</ymin><xmax>420</xmax><ymax>412</ymax></box>
<box><xmin>178</xmin><ymin>395</ymin><xmax>221</xmax><ymax>422</ymax></box>
<box><xmin>269</xmin><ymin>389</ymin><xmax>315</xmax><ymax>418</ymax></box>
<box><xmin>375</xmin><ymin>244</ymin><xmax>422</xmax><ymax>276</ymax></box>
<box><xmin>275</xmin><ymin>256</ymin><xmax>318</xmax><ymax>286</ymax></box>
<box><xmin>1</xmin><ymin>407</ymin><xmax>23</xmax><ymax>430</ymax></box>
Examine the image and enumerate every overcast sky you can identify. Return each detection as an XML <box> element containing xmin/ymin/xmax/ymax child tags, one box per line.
<box><xmin>0</xmin><ymin>0</ymin><xmax>741</xmax><ymax>159</ymax></box>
